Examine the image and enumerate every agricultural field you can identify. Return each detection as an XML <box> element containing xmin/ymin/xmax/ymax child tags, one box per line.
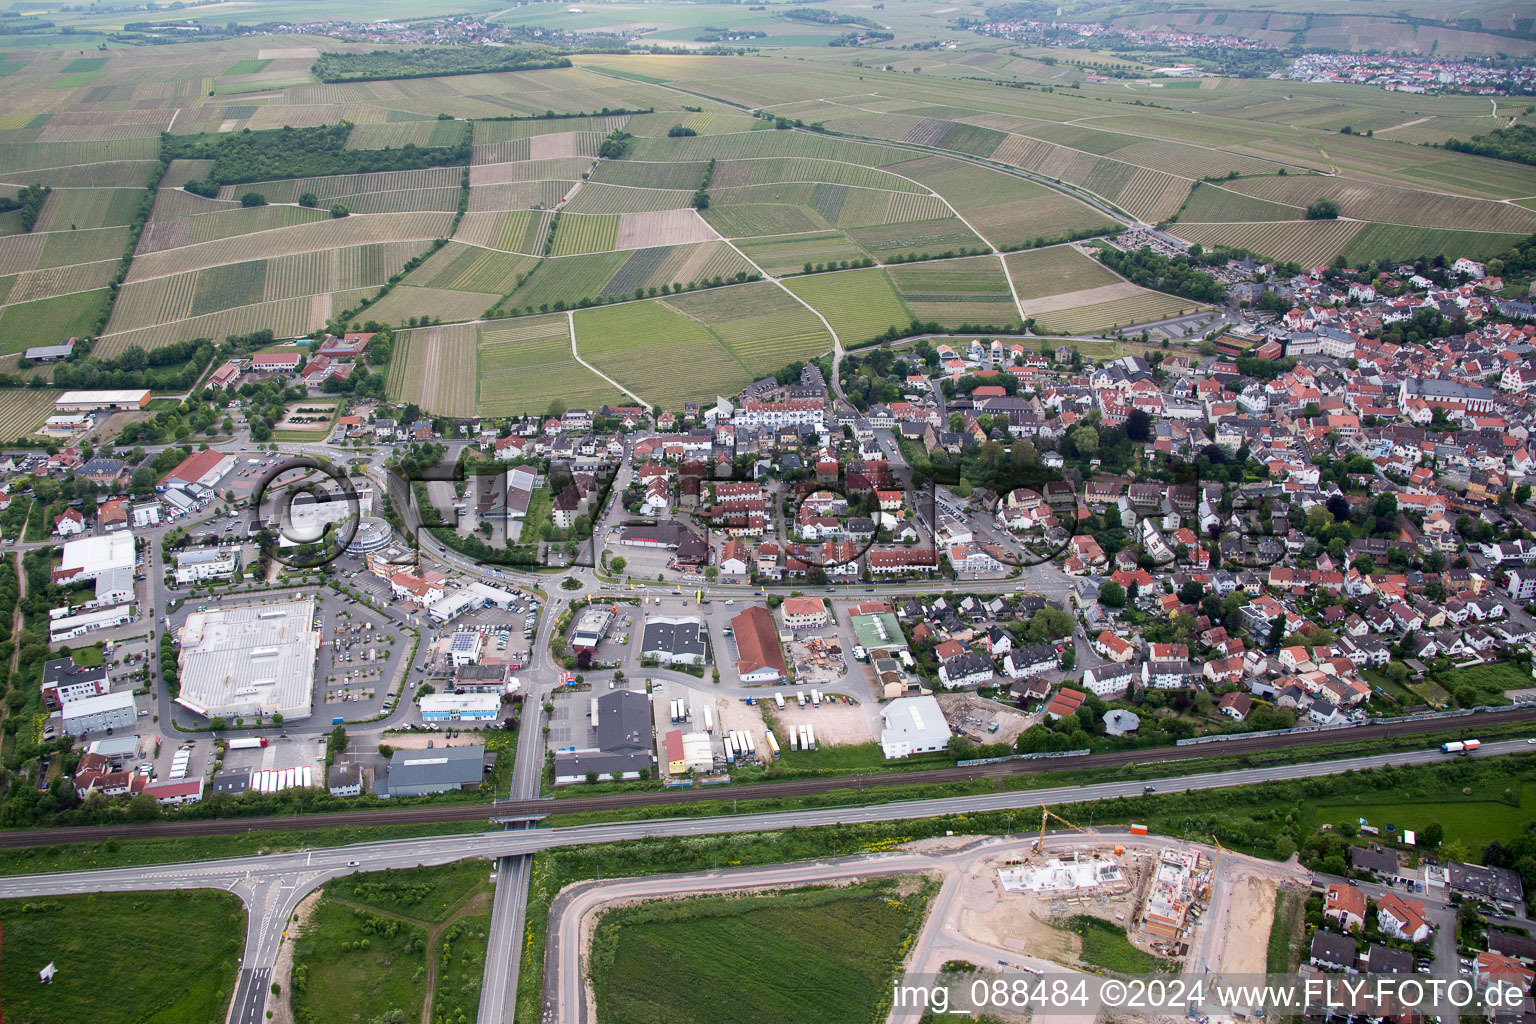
<box><xmin>477</xmin><ymin>314</ymin><xmax>624</xmax><ymax>416</ymax></box>
<box><xmin>387</xmin><ymin>323</ymin><xmax>478</xmax><ymax>418</ymax></box>
<box><xmin>736</xmin><ymin>230</ymin><xmax>870</xmax><ymax>277</ymax></box>
<box><xmin>495</xmin><ymin>251</ymin><xmax>631</xmax><ymax>314</ymax></box>
<box><xmin>590</xmin><ymin>879</ymin><xmax>933</xmax><ymax>1024</ymax></box>
<box><xmin>0</xmin><ymin>889</ymin><xmax>244</xmax><ymax>1024</ymax></box>
<box><xmin>549</xmin><ymin>213</ymin><xmax>619</xmax><ymax>256</ymax></box>
<box><xmin>882</xmin><ymin>156</ymin><xmax>1115</xmax><ymax>249</ymax></box>
<box><xmin>888</xmin><ymin>256</ymin><xmax>1021</xmax><ymax>328</ymax></box>
<box><xmin>412</xmin><ymin>241</ymin><xmax>539</xmax><ymax>296</ymax></box>
<box><xmin>784</xmin><ymin>267</ymin><xmax>912</xmax><ymax>346</ymax></box>
<box><xmin>1033</xmin><ymin>289</ymin><xmax>1206</xmax><ymax>336</ymax></box>
<box><xmin>0</xmin><ymin>387</ymin><xmax>60</xmax><ymax>441</ymax></box>
<box><xmin>574</xmin><ymin>299</ymin><xmax>758</xmax><ymax>406</ymax></box>
<box><xmin>1174</xmin><ymin>183</ymin><xmax>1303</xmax><ymax>223</ymax></box>
<box><xmin>1339</xmin><ymin>224</ymin><xmax>1531</xmax><ymax>265</ymax></box>
<box><xmin>1223</xmin><ymin>174</ymin><xmax>1536</xmax><ymax>234</ymax></box>
<box><xmin>1005</xmin><ymin>244</ymin><xmax>1125</xmax><ymax>302</ymax></box>
<box><xmin>666</xmin><ymin>281</ymin><xmax>833</xmax><ymax>375</ymax></box>
<box><xmin>0</xmin><ymin>288</ymin><xmax>110</xmax><ymax>354</ymax></box>
<box><xmin>1169</xmin><ymin>220</ymin><xmax>1367</xmax><ymax>267</ymax></box>
<box><xmin>455</xmin><ymin>209</ymin><xmax>556</xmax><ymax>254</ymax></box>
<box><xmin>596</xmin><ymin>241</ymin><xmax>753</xmax><ymax>300</ymax></box>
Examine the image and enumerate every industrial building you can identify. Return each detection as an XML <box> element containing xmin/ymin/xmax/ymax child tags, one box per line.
<box><xmin>382</xmin><ymin>745</ymin><xmax>486</xmax><ymax>797</ymax></box>
<box><xmin>878</xmin><ymin>695</ymin><xmax>952</xmax><ymax>759</ymax></box>
<box><xmin>641</xmin><ymin>617</ymin><xmax>706</xmax><ymax>666</ymax></box>
<box><xmin>662</xmin><ymin>729</ymin><xmax>715</xmax><ymax>775</ymax></box>
<box><xmin>427</xmin><ymin>580</ymin><xmax>519</xmax><ymax>623</ymax></box>
<box><xmin>553</xmin><ymin>689</ymin><xmax>652</xmax><ymax>784</ymax></box>
<box><xmin>53</xmin><ymin>389</ymin><xmax>152</xmax><ymax>413</ymax></box>
<box><xmin>730</xmin><ymin>605</ymin><xmax>786</xmax><ymax>683</ymax></box>
<box><xmin>418</xmin><ymin>692</ymin><xmax>501</xmax><ymax>722</ymax></box>
<box><xmin>448</xmin><ymin>630</ymin><xmax>484</xmax><ymax>667</ymax></box>
<box><xmin>41</xmin><ymin>656</ymin><xmax>110</xmax><ymax>710</ymax></box>
<box><xmin>53</xmin><ymin>531</ymin><xmax>136</xmax><ymax>586</ymax></box>
<box><xmin>50</xmin><ymin>604</ymin><xmax>133</xmax><ymax>644</ymax></box>
<box><xmin>159</xmin><ymin>450</ymin><xmax>235</xmax><ymax>490</ymax></box>
<box><xmin>174</xmin><ymin>599</ymin><xmax>320</xmax><ymax>721</ymax></box>
<box><xmin>58</xmin><ymin>691</ymin><xmax>137</xmax><ymax>736</ymax></box>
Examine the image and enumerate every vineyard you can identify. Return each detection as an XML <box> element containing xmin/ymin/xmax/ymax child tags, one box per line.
<box><xmin>1226</xmin><ymin>174</ymin><xmax>1536</xmax><ymax>233</ymax></box>
<box><xmin>388</xmin><ymin>323</ymin><xmax>477</xmax><ymax>418</ymax></box>
<box><xmin>549</xmin><ymin>213</ymin><xmax>619</xmax><ymax>256</ymax></box>
<box><xmin>95</xmin><ymin>294</ymin><xmax>319</xmax><ymax>357</ymax></box>
<box><xmin>497</xmin><ymin>251</ymin><xmax>630</xmax><ymax>313</ymax></box>
<box><xmin>1339</xmin><ymin>224</ymin><xmax>1529</xmax><ymax>264</ymax></box>
<box><xmin>465</xmin><ymin>181</ymin><xmax>570</xmax><ymax>214</ymax></box>
<box><xmin>473</xmin><ymin>115</ymin><xmax>630</xmax><ymax>147</ymax></box>
<box><xmin>589</xmin><ymin>160</ymin><xmax>713</xmax><ymax>189</ymax></box>
<box><xmin>704</xmin><ymin>204</ymin><xmax>830</xmax><ymax>238</ymax></box>
<box><xmin>215</xmin><ymin>167</ymin><xmax>462</xmax><ymax>204</ymax></box>
<box><xmin>125</xmin><ymin>212</ymin><xmax>455</xmax><ymax>281</ymax></box>
<box><xmin>416</xmin><ymin>243</ymin><xmax>539</xmax><ymax>295</ymax></box>
<box><xmin>1169</xmin><ymin>220</ymin><xmax>1366</xmax><ymax>266</ymax></box>
<box><xmin>563</xmin><ymin>183</ymin><xmax>695</xmax><ymax>215</ymax></box>
<box><xmin>889</xmin><ymin>256</ymin><xmax>1021</xmax><ymax>328</ymax></box>
<box><xmin>597</xmin><ymin>241</ymin><xmax>752</xmax><ymax>299</ymax></box>
<box><xmin>345</xmin><ymin>120</ymin><xmax>465</xmax><ymax>150</ymax></box>
<box><xmin>575</xmin><ymin>299</ymin><xmax>749</xmax><ymax>407</ymax></box>
<box><xmin>708</xmin><ymin>158</ymin><xmax>927</xmax><ymax>192</ymax></box>
<box><xmin>477</xmin><ymin>314</ymin><xmax>622</xmax><ymax>416</ymax></box>
<box><xmin>736</xmin><ymin>230</ymin><xmax>868</xmax><ymax>277</ymax></box>
<box><xmin>0</xmin><ymin>388</ymin><xmax>57</xmax><ymax>440</ymax></box>
<box><xmin>363</xmin><ymin>286</ymin><xmax>499</xmax><ymax>327</ymax></box>
<box><xmin>1004</xmin><ymin>245</ymin><xmax>1124</xmax><ymax>301</ymax></box>
<box><xmin>1033</xmin><ymin>290</ymin><xmax>1202</xmax><ymax>336</ymax></box>
<box><xmin>1176</xmin><ymin>183</ymin><xmax>1303</xmax><ymax>223</ymax></box>
<box><xmin>668</xmin><ymin>281</ymin><xmax>833</xmax><ymax>376</ymax></box>
<box><xmin>845</xmin><ymin>217</ymin><xmax>985</xmax><ymax>260</ymax></box>
<box><xmin>785</xmin><ymin>267</ymin><xmax>911</xmax><ymax>346</ymax></box>
<box><xmin>615</xmin><ymin>209</ymin><xmax>716</xmax><ymax>248</ymax></box>
<box><xmin>469</xmin><ymin>158</ymin><xmax>594</xmax><ymax>186</ymax></box>
<box><xmin>453</xmin><ymin>209</ymin><xmax>556</xmax><ymax>253</ymax></box>
<box><xmin>884</xmin><ymin>156</ymin><xmax>1114</xmax><ymax>249</ymax></box>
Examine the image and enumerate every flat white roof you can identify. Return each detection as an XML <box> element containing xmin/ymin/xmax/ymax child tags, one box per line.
<box><xmin>419</xmin><ymin>693</ymin><xmax>500</xmax><ymax>713</ymax></box>
<box><xmin>61</xmin><ymin>531</ymin><xmax>135</xmax><ymax>574</ymax></box>
<box><xmin>61</xmin><ymin>690</ymin><xmax>135</xmax><ymax>718</ymax></box>
<box><xmin>178</xmin><ymin>598</ymin><xmax>317</xmax><ymax>720</ymax></box>
<box><xmin>55</xmin><ymin>389</ymin><xmax>150</xmax><ymax>406</ymax></box>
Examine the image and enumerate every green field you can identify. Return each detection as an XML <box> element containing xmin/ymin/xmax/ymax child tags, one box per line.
<box><xmin>1176</xmin><ymin>182</ymin><xmax>1302</xmax><ymax>222</ymax></box>
<box><xmin>1061</xmin><ymin>915</ymin><xmax>1177</xmax><ymax>973</ymax></box>
<box><xmin>574</xmin><ymin>298</ymin><xmax>752</xmax><ymax>406</ymax></box>
<box><xmin>549</xmin><ymin>213</ymin><xmax>619</xmax><ymax>256</ymax></box>
<box><xmin>1433</xmin><ymin>660</ymin><xmax>1526</xmax><ymax>707</ymax></box>
<box><xmin>497</xmin><ymin>250</ymin><xmax>630</xmax><ymax>313</ymax></box>
<box><xmin>667</xmin><ymin>281</ymin><xmax>833</xmax><ymax>375</ymax></box>
<box><xmin>1311</xmin><ymin>780</ymin><xmax>1536</xmax><ymax>852</ymax></box>
<box><xmin>736</xmin><ymin>230</ymin><xmax>870</xmax><ymax>276</ymax></box>
<box><xmin>226</xmin><ymin>58</ymin><xmax>272</xmax><ymax>75</ymax></box>
<box><xmin>478</xmin><ymin>314</ymin><xmax>625</xmax><ymax>415</ymax></box>
<box><xmin>1033</xmin><ymin>289</ymin><xmax>1201</xmax><ymax>335</ymax></box>
<box><xmin>0</xmin><ymin>889</ymin><xmax>244</xmax><ymax>1024</ymax></box>
<box><xmin>0</xmin><ymin>288</ymin><xmax>108</xmax><ymax>354</ymax></box>
<box><xmin>1006</xmin><ymin>244</ymin><xmax>1124</xmax><ymax>300</ymax></box>
<box><xmin>290</xmin><ymin>861</ymin><xmax>493</xmax><ymax>1024</ymax></box>
<box><xmin>889</xmin><ymin>255</ymin><xmax>1021</xmax><ymax>328</ymax></box>
<box><xmin>784</xmin><ymin>267</ymin><xmax>911</xmax><ymax>346</ymax></box>
<box><xmin>1339</xmin><ymin>223</ymin><xmax>1529</xmax><ymax>265</ymax></box>
<box><xmin>590</xmin><ymin>879</ymin><xmax>935</xmax><ymax>1024</ymax></box>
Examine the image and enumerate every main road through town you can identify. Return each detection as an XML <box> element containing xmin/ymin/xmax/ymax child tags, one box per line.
<box><xmin>0</xmin><ymin>739</ymin><xmax>1525</xmax><ymax>1024</ymax></box>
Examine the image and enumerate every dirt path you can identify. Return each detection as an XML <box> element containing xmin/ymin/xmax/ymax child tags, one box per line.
<box><xmin>8</xmin><ymin>552</ymin><xmax>22</xmax><ymax>676</ymax></box>
<box><xmin>269</xmin><ymin>889</ymin><xmax>323</xmax><ymax>1024</ymax></box>
<box><xmin>327</xmin><ymin>889</ymin><xmax>494</xmax><ymax>1024</ymax></box>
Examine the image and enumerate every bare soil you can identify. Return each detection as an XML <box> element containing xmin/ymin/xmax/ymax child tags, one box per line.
<box><xmin>769</xmin><ymin>699</ymin><xmax>875</xmax><ymax>747</ymax></box>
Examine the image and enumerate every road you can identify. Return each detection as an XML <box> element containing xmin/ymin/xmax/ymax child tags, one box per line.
<box><xmin>0</xmin><ymin>738</ymin><xmax>1527</xmax><ymax>1024</ymax></box>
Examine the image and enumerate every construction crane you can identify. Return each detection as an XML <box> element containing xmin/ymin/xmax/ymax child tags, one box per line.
<box><xmin>1033</xmin><ymin>804</ymin><xmax>1083</xmax><ymax>853</ymax></box>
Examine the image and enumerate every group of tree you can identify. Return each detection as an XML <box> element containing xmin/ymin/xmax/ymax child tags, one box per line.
<box><xmin>1094</xmin><ymin>246</ymin><xmax>1227</xmax><ymax>304</ymax></box>
<box><xmin>0</xmin><ymin>183</ymin><xmax>51</xmax><ymax>231</ymax></box>
<box><xmin>310</xmin><ymin>46</ymin><xmax>571</xmax><ymax>83</ymax></box>
<box><xmin>1440</xmin><ymin>123</ymin><xmax>1536</xmax><ymax>168</ymax></box>
<box><xmin>165</xmin><ymin>121</ymin><xmax>472</xmax><ymax>188</ymax></box>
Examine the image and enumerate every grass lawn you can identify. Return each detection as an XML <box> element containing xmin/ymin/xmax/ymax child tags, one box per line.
<box><xmin>290</xmin><ymin>860</ymin><xmax>494</xmax><ymax>1024</ymax></box>
<box><xmin>767</xmin><ymin>740</ymin><xmax>951</xmax><ymax>775</ymax></box>
<box><xmin>0</xmin><ymin>889</ymin><xmax>244</xmax><ymax>1024</ymax></box>
<box><xmin>1434</xmin><ymin>661</ymin><xmax>1525</xmax><ymax>707</ymax></box>
<box><xmin>1061</xmin><ymin>915</ymin><xmax>1177</xmax><ymax>973</ymax></box>
<box><xmin>590</xmin><ymin>878</ymin><xmax>935</xmax><ymax>1024</ymax></box>
<box><xmin>1267</xmin><ymin>889</ymin><xmax>1306</xmax><ymax>974</ymax></box>
<box><xmin>1309</xmin><ymin>779</ymin><xmax>1536</xmax><ymax>852</ymax></box>
<box><xmin>63</xmin><ymin>642</ymin><xmax>104</xmax><ymax>667</ymax></box>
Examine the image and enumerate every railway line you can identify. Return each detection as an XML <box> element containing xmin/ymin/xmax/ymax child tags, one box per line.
<box><xmin>4</xmin><ymin>704</ymin><xmax>1531</xmax><ymax>849</ymax></box>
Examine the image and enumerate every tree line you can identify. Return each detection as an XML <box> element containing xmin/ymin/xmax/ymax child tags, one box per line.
<box><xmin>164</xmin><ymin>122</ymin><xmax>471</xmax><ymax>188</ymax></box>
<box><xmin>310</xmin><ymin>46</ymin><xmax>571</xmax><ymax>84</ymax></box>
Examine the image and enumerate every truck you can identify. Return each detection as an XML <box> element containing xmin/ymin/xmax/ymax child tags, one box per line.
<box><xmin>703</xmin><ymin>706</ymin><xmax>714</xmax><ymax>733</ymax></box>
<box><xmin>765</xmin><ymin>730</ymin><xmax>780</xmax><ymax>756</ymax></box>
<box><xmin>227</xmin><ymin>737</ymin><xmax>267</xmax><ymax>750</ymax></box>
<box><xmin>798</xmin><ymin>724</ymin><xmax>810</xmax><ymax>750</ymax></box>
<box><xmin>774</xmin><ymin>692</ymin><xmax>786</xmax><ymax>710</ymax></box>
<box><xmin>332</xmin><ymin>717</ymin><xmax>344</xmax><ymax>724</ymax></box>
<box><xmin>811</xmin><ymin>689</ymin><xmax>821</xmax><ymax>707</ymax></box>
<box><xmin>805</xmin><ymin>723</ymin><xmax>816</xmax><ymax>750</ymax></box>
<box><xmin>796</xmin><ymin>690</ymin><xmax>806</xmax><ymax>707</ymax></box>
<box><xmin>789</xmin><ymin>729</ymin><xmax>799</xmax><ymax>751</ymax></box>
<box><xmin>743</xmin><ymin>731</ymin><xmax>756</xmax><ymax>756</ymax></box>
<box><xmin>1442</xmin><ymin>739</ymin><xmax>1482</xmax><ymax>754</ymax></box>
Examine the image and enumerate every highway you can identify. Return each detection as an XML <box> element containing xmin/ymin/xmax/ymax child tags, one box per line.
<box><xmin>0</xmin><ymin>739</ymin><xmax>1526</xmax><ymax>1024</ymax></box>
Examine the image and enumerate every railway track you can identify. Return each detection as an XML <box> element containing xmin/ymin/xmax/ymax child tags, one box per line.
<box><xmin>4</xmin><ymin>705</ymin><xmax>1531</xmax><ymax>849</ymax></box>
